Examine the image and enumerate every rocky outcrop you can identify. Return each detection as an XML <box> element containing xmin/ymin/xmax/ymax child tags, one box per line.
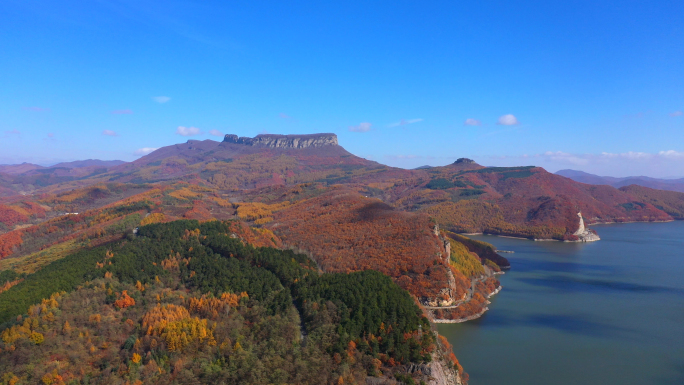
<box><xmin>424</xmin><ymin>359</ymin><xmax>463</xmax><ymax>385</ymax></box>
<box><xmin>223</xmin><ymin>133</ymin><xmax>338</xmax><ymax>148</ymax></box>
<box><xmin>447</xmin><ymin>158</ymin><xmax>484</xmax><ymax>171</ymax></box>
<box><xmin>365</xmin><ymin>350</ymin><xmax>463</xmax><ymax>385</ymax></box>
<box><xmin>424</xmin><ymin>225</ymin><xmax>459</xmax><ymax>307</ymax></box>
<box><xmin>454</xmin><ymin>158</ymin><xmax>475</xmax><ymax>165</ymax></box>
<box><xmin>573</xmin><ymin>212</ymin><xmax>600</xmax><ymax>242</ymax></box>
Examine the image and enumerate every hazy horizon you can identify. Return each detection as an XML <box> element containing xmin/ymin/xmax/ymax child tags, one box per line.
<box><xmin>3</xmin><ymin>135</ymin><xmax>684</xmax><ymax>180</ymax></box>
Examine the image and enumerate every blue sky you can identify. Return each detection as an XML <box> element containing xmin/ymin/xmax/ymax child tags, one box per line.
<box><xmin>1</xmin><ymin>1</ymin><xmax>683</xmax><ymax>177</ymax></box>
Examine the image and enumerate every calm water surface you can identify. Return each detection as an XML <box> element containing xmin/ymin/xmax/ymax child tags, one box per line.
<box><xmin>438</xmin><ymin>221</ymin><xmax>684</xmax><ymax>385</ymax></box>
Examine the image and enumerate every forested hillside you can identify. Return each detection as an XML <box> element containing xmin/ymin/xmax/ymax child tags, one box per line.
<box><xmin>0</xmin><ymin>220</ymin><xmax>464</xmax><ymax>384</ymax></box>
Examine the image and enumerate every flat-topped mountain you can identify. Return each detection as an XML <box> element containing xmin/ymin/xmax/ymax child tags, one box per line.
<box><xmin>447</xmin><ymin>158</ymin><xmax>484</xmax><ymax>171</ymax></box>
<box><xmin>223</xmin><ymin>133</ymin><xmax>338</xmax><ymax>148</ymax></box>
<box><xmin>454</xmin><ymin>158</ymin><xmax>476</xmax><ymax>164</ymax></box>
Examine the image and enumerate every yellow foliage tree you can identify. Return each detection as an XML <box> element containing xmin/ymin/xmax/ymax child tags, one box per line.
<box><xmin>140</xmin><ymin>212</ymin><xmax>166</xmax><ymax>226</ymax></box>
<box><xmin>131</xmin><ymin>353</ymin><xmax>142</xmax><ymax>364</ymax></box>
<box><xmin>142</xmin><ymin>304</ymin><xmax>217</xmax><ymax>352</ymax></box>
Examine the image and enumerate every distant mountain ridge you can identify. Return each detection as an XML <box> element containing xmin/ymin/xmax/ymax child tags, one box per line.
<box><xmin>0</xmin><ymin>163</ymin><xmax>45</xmax><ymax>175</ymax></box>
<box><xmin>2</xmin><ymin>135</ymin><xmax>683</xmax><ymax>240</ymax></box>
<box><xmin>0</xmin><ymin>159</ymin><xmax>127</xmax><ymax>196</ymax></box>
<box><xmin>556</xmin><ymin>169</ymin><xmax>684</xmax><ymax>193</ymax></box>
<box><xmin>51</xmin><ymin>159</ymin><xmax>126</xmax><ymax>168</ymax></box>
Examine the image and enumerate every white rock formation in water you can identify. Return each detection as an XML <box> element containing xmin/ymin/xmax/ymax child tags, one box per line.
<box><xmin>573</xmin><ymin>212</ymin><xmax>600</xmax><ymax>242</ymax></box>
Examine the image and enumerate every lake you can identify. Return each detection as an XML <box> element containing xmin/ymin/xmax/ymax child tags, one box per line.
<box><xmin>438</xmin><ymin>221</ymin><xmax>684</xmax><ymax>385</ymax></box>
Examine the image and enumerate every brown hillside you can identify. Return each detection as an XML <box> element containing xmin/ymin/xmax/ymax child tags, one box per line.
<box><xmin>269</xmin><ymin>187</ymin><xmax>471</xmax><ymax>302</ymax></box>
<box><xmin>619</xmin><ymin>185</ymin><xmax>684</xmax><ymax>219</ymax></box>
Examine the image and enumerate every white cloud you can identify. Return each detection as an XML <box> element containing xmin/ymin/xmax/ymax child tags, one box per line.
<box><xmin>176</xmin><ymin>126</ymin><xmax>201</xmax><ymax>136</ymax></box>
<box><xmin>209</xmin><ymin>129</ymin><xmax>224</xmax><ymax>137</ymax></box>
<box><xmin>464</xmin><ymin>118</ymin><xmax>482</xmax><ymax>126</ymax></box>
<box><xmin>134</xmin><ymin>147</ymin><xmax>158</xmax><ymax>156</ymax></box>
<box><xmin>152</xmin><ymin>96</ymin><xmax>171</xmax><ymax>103</ymax></box>
<box><xmin>349</xmin><ymin>122</ymin><xmax>372</xmax><ymax>132</ymax></box>
<box><xmin>670</xmin><ymin>111</ymin><xmax>683</xmax><ymax>117</ymax></box>
<box><xmin>102</xmin><ymin>130</ymin><xmax>118</xmax><ymax>137</ymax></box>
<box><xmin>543</xmin><ymin>151</ymin><xmax>590</xmax><ymax>166</ymax></box>
<box><xmin>497</xmin><ymin>114</ymin><xmax>519</xmax><ymax>125</ymax></box>
<box><xmin>388</xmin><ymin>118</ymin><xmax>423</xmax><ymax>128</ymax></box>
<box><xmin>658</xmin><ymin>150</ymin><xmax>684</xmax><ymax>159</ymax></box>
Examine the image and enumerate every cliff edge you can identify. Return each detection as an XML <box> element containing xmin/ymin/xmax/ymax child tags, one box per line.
<box><xmin>223</xmin><ymin>133</ymin><xmax>338</xmax><ymax>149</ymax></box>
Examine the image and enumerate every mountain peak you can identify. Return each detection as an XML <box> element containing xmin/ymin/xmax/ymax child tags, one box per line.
<box><xmin>223</xmin><ymin>133</ymin><xmax>338</xmax><ymax>149</ymax></box>
<box><xmin>454</xmin><ymin>158</ymin><xmax>476</xmax><ymax>164</ymax></box>
<box><xmin>446</xmin><ymin>157</ymin><xmax>483</xmax><ymax>171</ymax></box>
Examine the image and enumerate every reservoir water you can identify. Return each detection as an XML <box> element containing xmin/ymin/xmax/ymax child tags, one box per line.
<box><xmin>438</xmin><ymin>221</ymin><xmax>684</xmax><ymax>385</ymax></box>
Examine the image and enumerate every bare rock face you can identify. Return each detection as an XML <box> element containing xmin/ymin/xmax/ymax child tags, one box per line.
<box><xmin>223</xmin><ymin>133</ymin><xmax>338</xmax><ymax>149</ymax></box>
<box><xmin>454</xmin><ymin>158</ymin><xmax>475</xmax><ymax>164</ymax></box>
<box><xmin>573</xmin><ymin>212</ymin><xmax>601</xmax><ymax>242</ymax></box>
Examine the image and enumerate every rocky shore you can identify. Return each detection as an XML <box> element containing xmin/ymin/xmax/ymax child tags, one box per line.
<box><xmin>572</xmin><ymin>212</ymin><xmax>601</xmax><ymax>242</ymax></box>
<box><xmin>365</xmin><ymin>343</ymin><xmax>464</xmax><ymax>385</ymax></box>
<box><xmin>431</xmin><ymin>284</ymin><xmax>502</xmax><ymax>324</ymax></box>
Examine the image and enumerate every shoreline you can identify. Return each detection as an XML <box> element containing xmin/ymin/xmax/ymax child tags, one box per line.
<box><xmin>459</xmin><ymin>218</ymin><xmax>680</xmax><ymax>243</ymax></box>
<box><xmin>589</xmin><ymin>219</ymin><xmax>675</xmax><ymax>226</ymax></box>
<box><xmin>432</xmin><ymin>308</ymin><xmax>489</xmax><ymax>324</ymax></box>
<box><xmin>431</xmin><ymin>285</ymin><xmax>502</xmax><ymax>324</ymax></box>
<box><xmin>487</xmin><ymin>285</ymin><xmax>502</xmax><ymax>298</ymax></box>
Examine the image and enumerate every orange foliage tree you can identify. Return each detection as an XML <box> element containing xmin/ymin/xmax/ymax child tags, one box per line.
<box><xmin>113</xmin><ymin>291</ymin><xmax>135</xmax><ymax>309</ymax></box>
<box><xmin>0</xmin><ymin>205</ymin><xmax>28</xmax><ymax>227</ymax></box>
<box><xmin>0</xmin><ymin>231</ymin><xmax>23</xmax><ymax>260</ymax></box>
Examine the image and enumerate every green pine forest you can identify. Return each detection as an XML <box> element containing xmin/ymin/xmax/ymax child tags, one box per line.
<box><xmin>0</xmin><ymin>220</ymin><xmax>440</xmax><ymax>385</ymax></box>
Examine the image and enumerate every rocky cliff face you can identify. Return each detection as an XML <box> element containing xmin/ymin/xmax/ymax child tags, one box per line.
<box><xmin>454</xmin><ymin>158</ymin><xmax>475</xmax><ymax>165</ymax></box>
<box><xmin>365</xmin><ymin>351</ymin><xmax>463</xmax><ymax>385</ymax></box>
<box><xmin>223</xmin><ymin>133</ymin><xmax>338</xmax><ymax>148</ymax></box>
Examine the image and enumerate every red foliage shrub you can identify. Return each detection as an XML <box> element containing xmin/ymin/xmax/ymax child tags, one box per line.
<box><xmin>0</xmin><ymin>230</ymin><xmax>23</xmax><ymax>259</ymax></box>
<box><xmin>0</xmin><ymin>205</ymin><xmax>29</xmax><ymax>227</ymax></box>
